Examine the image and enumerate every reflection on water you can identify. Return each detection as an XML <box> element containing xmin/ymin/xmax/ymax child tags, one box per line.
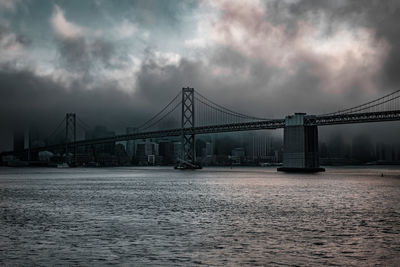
<box><xmin>1</xmin><ymin>167</ymin><xmax>400</xmax><ymax>266</ymax></box>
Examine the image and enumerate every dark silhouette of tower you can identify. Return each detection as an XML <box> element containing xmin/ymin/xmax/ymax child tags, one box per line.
<box><xmin>176</xmin><ymin>87</ymin><xmax>200</xmax><ymax>169</ymax></box>
<box><xmin>65</xmin><ymin>113</ymin><xmax>76</xmax><ymax>164</ymax></box>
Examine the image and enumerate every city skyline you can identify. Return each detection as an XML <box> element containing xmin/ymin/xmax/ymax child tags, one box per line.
<box><xmin>9</xmin><ymin>122</ymin><xmax>400</xmax><ymax>167</ymax></box>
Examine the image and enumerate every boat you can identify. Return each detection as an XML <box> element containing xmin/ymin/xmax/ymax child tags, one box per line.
<box><xmin>57</xmin><ymin>163</ymin><xmax>69</xmax><ymax>168</ymax></box>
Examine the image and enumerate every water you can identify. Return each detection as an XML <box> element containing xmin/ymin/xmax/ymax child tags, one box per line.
<box><xmin>1</xmin><ymin>166</ymin><xmax>400</xmax><ymax>266</ymax></box>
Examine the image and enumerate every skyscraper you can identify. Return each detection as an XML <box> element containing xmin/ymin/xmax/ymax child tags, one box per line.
<box><xmin>126</xmin><ymin>127</ymin><xmax>138</xmax><ymax>159</ymax></box>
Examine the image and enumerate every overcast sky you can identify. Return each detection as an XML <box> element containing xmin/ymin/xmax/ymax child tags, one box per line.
<box><xmin>1</xmin><ymin>0</ymin><xmax>400</xmax><ymax>152</ymax></box>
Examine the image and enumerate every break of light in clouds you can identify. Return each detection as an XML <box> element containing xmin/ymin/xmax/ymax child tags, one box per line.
<box><xmin>205</xmin><ymin>0</ymin><xmax>389</xmax><ymax>93</ymax></box>
<box><xmin>0</xmin><ymin>0</ymin><xmax>399</xmax><ymax>151</ymax></box>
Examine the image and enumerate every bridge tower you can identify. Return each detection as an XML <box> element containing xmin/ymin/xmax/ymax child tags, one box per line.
<box><xmin>176</xmin><ymin>87</ymin><xmax>201</xmax><ymax>169</ymax></box>
<box><xmin>65</xmin><ymin>113</ymin><xmax>77</xmax><ymax>165</ymax></box>
<box><xmin>278</xmin><ymin>113</ymin><xmax>325</xmax><ymax>172</ymax></box>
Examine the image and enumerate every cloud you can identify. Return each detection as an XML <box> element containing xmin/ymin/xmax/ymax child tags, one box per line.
<box><xmin>50</xmin><ymin>5</ymin><xmax>116</xmax><ymax>85</ymax></box>
<box><xmin>1</xmin><ymin>0</ymin><xmax>400</xmax><ymax>152</ymax></box>
<box><xmin>56</xmin><ymin>36</ymin><xmax>113</xmax><ymax>72</ymax></box>
<box><xmin>0</xmin><ymin>26</ymin><xmax>30</xmax><ymax>67</ymax></box>
<box><xmin>50</xmin><ymin>5</ymin><xmax>84</xmax><ymax>39</ymax></box>
<box><xmin>204</xmin><ymin>0</ymin><xmax>390</xmax><ymax>93</ymax></box>
<box><xmin>114</xmin><ymin>19</ymin><xmax>138</xmax><ymax>39</ymax></box>
<box><xmin>0</xmin><ymin>0</ymin><xmax>20</xmax><ymax>13</ymax></box>
<box><xmin>284</xmin><ymin>0</ymin><xmax>400</xmax><ymax>89</ymax></box>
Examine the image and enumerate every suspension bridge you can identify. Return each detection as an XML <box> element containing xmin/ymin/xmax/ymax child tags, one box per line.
<box><xmin>2</xmin><ymin>87</ymin><xmax>400</xmax><ymax>171</ymax></box>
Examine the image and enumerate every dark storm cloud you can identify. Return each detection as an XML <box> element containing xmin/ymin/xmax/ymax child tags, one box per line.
<box><xmin>56</xmin><ymin>36</ymin><xmax>114</xmax><ymax>73</ymax></box>
<box><xmin>0</xmin><ymin>26</ymin><xmax>31</xmax><ymax>51</ymax></box>
<box><xmin>0</xmin><ymin>69</ymin><xmax>136</xmax><ymax>132</ymax></box>
<box><xmin>285</xmin><ymin>0</ymin><xmax>400</xmax><ymax>88</ymax></box>
<box><xmin>50</xmin><ymin>4</ymin><xmax>115</xmax><ymax>77</ymax></box>
<box><xmin>1</xmin><ymin>0</ymin><xmax>400</xmax><ymax>152</ymax></box>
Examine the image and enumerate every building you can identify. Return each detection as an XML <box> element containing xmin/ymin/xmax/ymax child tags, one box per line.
<box><xmin>159</xmin><ymin>140</ymin><xmax>175</xmax><ymax>164</ymax></box>
<box><xmin>115</xmin><ymin>143</ymin><xmax>130</xmax><ymax>165</ymax></box>
<box><xmin>126</xmin><ymin>127</ymin><xmax>138</xmax><ymax>160</ymax></box>
<box><xmin>201</xmin><ymin>141</ymin><xmax>214</xmax><ymax>165</ymax></box>
<box><xmin>231</xmin><ymin>147</ymin><xmax>245</xmax><ymax>164</ymax></box>
<box><xmin>245</xmin><ymin>132</ymin><xmax>272</xmax><ymax>162</ymax></box>
<box><xmin>136</xmin><ymin>140</ymin><xmax>158</xmax><ymax>165</ymax></box>
<box><xmin>173</xmin><ymin>141</ymin><xmax>182</xmax><ymax>162</ymax></box>
<box><xmin>351</xmin><ymin>134</ymin><xmax>373</xmax><ymax>163</ymax></box>
<box><xmin>376</xmin><ymin>143</ymin><xmax>395</xmax><ymax>162</ymax></box>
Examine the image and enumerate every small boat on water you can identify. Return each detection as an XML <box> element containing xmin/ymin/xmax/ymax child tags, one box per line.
<box><xmin>260</xmin><ymin>162</ymin><xmax>283</xmax><ymax>167</ymax></box>
<box><xmin>174</xmin><ymin>158</ymin><xmax>202</xmax><ymax>170</ymax></box>
<box><xmin>57</xmin><ymin>163</ymin><xmax>69</xmax><ymax>168</ymax></box>
<box><xmin>174</xmin><ymin>165</ymin><xmax>202</xmax><ymax>170</ymax></box>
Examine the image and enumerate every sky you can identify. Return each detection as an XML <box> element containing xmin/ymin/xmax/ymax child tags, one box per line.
<box><xmin>0</xmin><ymin>0</ymin><xmax>400</xmax><ymax>152</ymax></box>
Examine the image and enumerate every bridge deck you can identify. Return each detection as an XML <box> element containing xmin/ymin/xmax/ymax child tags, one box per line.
<box><xmin>3</xmin><ymin>110</ymin><xmax>400</xmax><ymax>155</ymax></box>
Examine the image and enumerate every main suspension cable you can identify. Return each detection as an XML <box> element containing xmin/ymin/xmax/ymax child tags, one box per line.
<box><xmin>139</xmin><ymin>100</ymin><xmax>182</xmax><ymax>131</ymax></box>
<box><xmin>321</xmin><ymin>89</ymin><xmax>400</xmax><ymax>116</ymax></box>
<box><xmin>44</xmin><ymin>117</ymin><xmax>66</xmax><ymax>142</ymax></box>
<box><xmin>195</xmin><ymin>91</ymin><xmax>270</xmax><ymax>120</ymax></box>
<box><xmin>137</xmin><ymin>91</ymin><xmax>182</xmax><ymax>130</ymax></box>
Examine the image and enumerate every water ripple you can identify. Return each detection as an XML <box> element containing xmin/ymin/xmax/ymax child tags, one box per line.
<box><xmin>0</xmin><ymin>167</ymin><xmax>400</xmax><ymax>266</ymax></box>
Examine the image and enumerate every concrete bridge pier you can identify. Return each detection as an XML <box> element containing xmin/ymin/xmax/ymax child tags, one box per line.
<box><xmin>278</xmin><ymin>113</ymin><xmax>325</xmax><ymax>172</ymax></box>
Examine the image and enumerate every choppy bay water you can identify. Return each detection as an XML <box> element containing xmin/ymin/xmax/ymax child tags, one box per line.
<box><xmin>1</xmin><ymin>166</ymin><xmax>400</xmax><ymax>266</ymax></box>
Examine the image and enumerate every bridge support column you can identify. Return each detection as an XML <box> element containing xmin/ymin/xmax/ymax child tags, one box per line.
<box><xmin>176</xmin><ymin>87</ymin><xmax>201</xmax><ymax>169</ymax></box>
<box><xmin>65</xmin><ymin>113</ymin><xmax>76</xmax><ymax>166</ymax></box>
<box><xmin>278</xmin><ymin>113</ymin><xmax>325</xmax><ymax>172</ymax></box>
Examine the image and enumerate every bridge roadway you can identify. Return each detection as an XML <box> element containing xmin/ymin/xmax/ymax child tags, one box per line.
<box><xmin>4</xmin><ymin>110</ymin><xmax>400</xmax><ymax>155</ymax></box>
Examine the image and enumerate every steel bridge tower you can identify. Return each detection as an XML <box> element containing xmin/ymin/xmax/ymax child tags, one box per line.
<box><xmin>176</xmin><ymin>87</ymin><xmax>201</xmax><ymax>169</ymax></box>
<box><xmin>65</xmin><ymin>113</ymin><xmax>76</xmax><ymax>165</ymax></box>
